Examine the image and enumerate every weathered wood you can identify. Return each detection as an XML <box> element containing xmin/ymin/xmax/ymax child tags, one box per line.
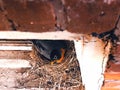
<box><xmin>0</xmin><ymin>31</ymin><xmax>81</xmax><ymax>40</ymax></box>
<box><xmin>0</xmin><ymin>31</ymin><xmax>112</xmax><ymax>90</ymax></box>
<box><xmin>74</xmin><ymin>36</ymin><xmax>111</xmax><ymax>90</ymax></box>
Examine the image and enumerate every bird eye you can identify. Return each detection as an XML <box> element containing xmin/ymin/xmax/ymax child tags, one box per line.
<box><xmin>50</xmin><ymin>49</ymin><xmax>61</xmax><ymax>60</ymax></box>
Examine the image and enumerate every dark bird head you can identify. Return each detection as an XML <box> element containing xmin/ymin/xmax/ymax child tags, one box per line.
<box><xmin>50</xmin><ymin>49</ymin><xmax>61</xmax><ymax>60</ymax></box>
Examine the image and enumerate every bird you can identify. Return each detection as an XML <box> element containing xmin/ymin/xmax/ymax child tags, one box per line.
<box><xmin>32</xmin><ymin>40</ymin><xmax>67</xmax><ymax>64</ymax></box>
<box><xmin>50</xmin><ymin>48</ymin><xmax>65</xmax><ymax>65</ymax></box>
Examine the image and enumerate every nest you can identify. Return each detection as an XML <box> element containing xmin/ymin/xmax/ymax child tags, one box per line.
<box><xmin>17</xmin><ymin>41</ymin><xmax>83</xmax><ymax>89</ymax></box>
<box><xmin>0</xmin><ymin>40</ymin><xmax>83</xmax><ymax>90</ymax></box>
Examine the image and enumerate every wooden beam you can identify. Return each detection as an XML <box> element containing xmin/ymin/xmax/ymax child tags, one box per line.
<box><xmin>0</xmin><ymin>31</ymin><xmax>81</xmax><ymax>40</ymax></box>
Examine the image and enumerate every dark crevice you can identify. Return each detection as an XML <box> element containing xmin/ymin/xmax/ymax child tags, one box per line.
<box><xmin>91</xmin><ymin>28</ymin><xmax>118</xmax><ymax>44</ymax></box>
<box><xmin>0</xmin><ymin>0</ymin><xmax>19</xmax><ymax>31</ymax></box>
<box><xmin>49</xmin><ymin>0</ymin><xmax>68</xmax><ymax>31</ymax></box>
<box><xmin>5</xmin><ymin>17</ymin><xmax>19</xmax><ymax>31</ymax></box>
<box><xmin>114</xmin><ymin>15</ymin><xmax>120</xmax><ymax>29</ymax></box>
<box><xmin>91</xmin><ymin>15</ymin><xmax>120</xmax><ymax>44</ymax></box>
<box><xmin>54</xmin><ymin>24</ymin><xmax>64</xmax><ymax>31</ymax></box>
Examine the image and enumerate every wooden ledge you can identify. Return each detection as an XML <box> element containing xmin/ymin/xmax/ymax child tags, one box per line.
<box><xmin>0</xmin><ymin>31</ymin><xmax>82</xmax><ymax>40</ymax></box>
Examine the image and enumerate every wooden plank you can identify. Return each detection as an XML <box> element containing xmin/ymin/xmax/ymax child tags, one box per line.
<box><xmin>0</xmin><ymin>31</ymin><xmax>81</xmax><ymax>40</ymax></box>
<box><xmin>102</xmin><ymin>87</ymin><xmax>120</xmax><ymax>90</ymax></box>
<box><xmin>105</xmin><ymin>72</ymin><xmax>120</xmax><ymax>80</ymax></box>
<box><xmin>102</xmin><ymin>80</ymin><xmax>120</xmax><ymax>90</ymax></box>
<box><xmin>0</xmin><ymin>59</ymin><xmax>31</xmax><ymax>68</ymax></box>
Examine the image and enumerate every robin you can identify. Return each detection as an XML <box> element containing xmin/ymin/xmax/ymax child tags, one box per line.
<box><xmin>32</xmin><ymin>40</ymin><xmax>67</xmax><ymax>64</ymax></box>
<box><xmin>50</xmin><ymin>48</ymin><xmax>65</xmax><ymax>65</ymax></box>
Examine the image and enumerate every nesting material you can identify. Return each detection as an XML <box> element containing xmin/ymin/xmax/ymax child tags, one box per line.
<box><xmin>0</xmin><ymin>40</ymin><xmax>83</xmax><ymax>90</ymax></box>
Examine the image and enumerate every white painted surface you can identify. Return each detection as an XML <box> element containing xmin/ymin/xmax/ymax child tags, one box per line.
<box><xmin>0</xmin><ymin>59</ymin><xmax>31</xmax><ymax>68</ymax></box>
<box><xmin>0</xmin><ymin>31</ymin><xmax>81</xmax><ymax>40</ymax></box>
<box><xmin>0</xmin><ymin>46</ymin><xmax>32</xmax><ymax>50</ymax></box>
<box><xmin>74</xmin><ymin>37</ymin><xmax>111</xmax><ymax>90</ymax></box>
